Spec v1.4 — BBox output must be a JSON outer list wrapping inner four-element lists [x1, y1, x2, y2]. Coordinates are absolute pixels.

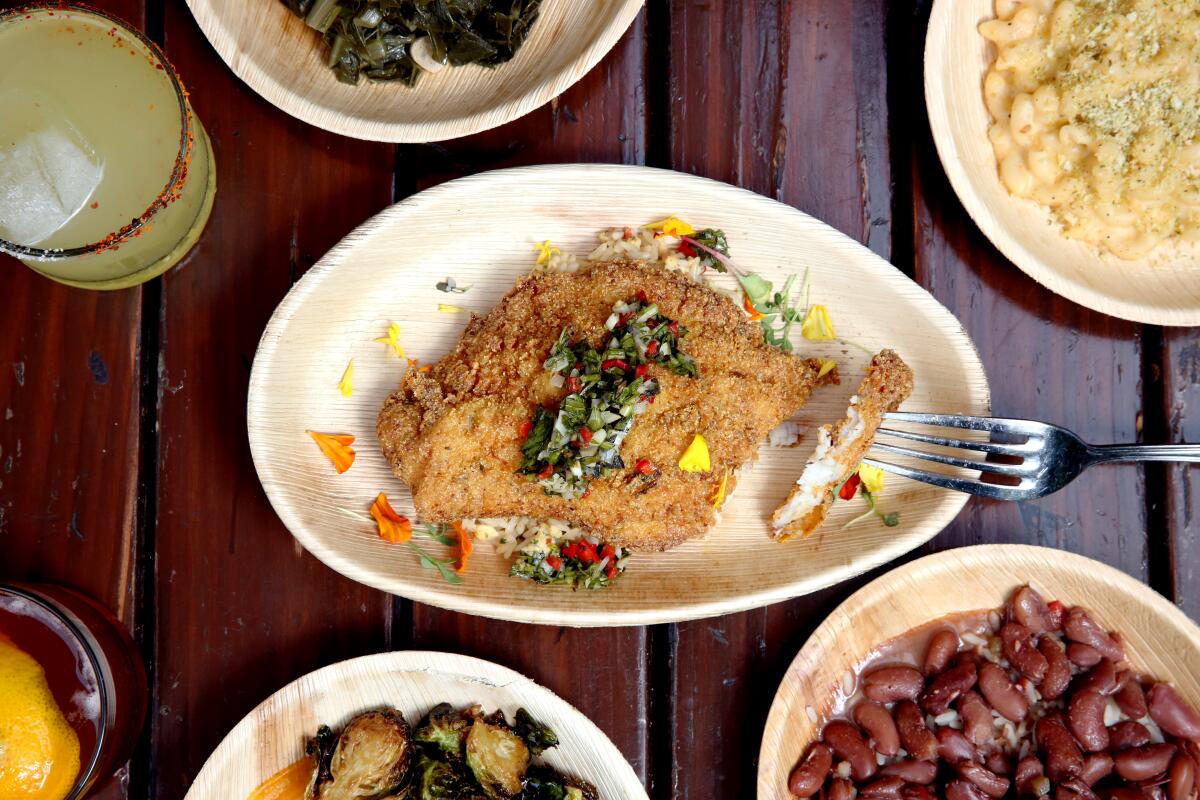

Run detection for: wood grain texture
[[184, 652, 647, 800], [663, 1, 897, 796], [925, 0, 1200, 325], [148, 5, 397, 796], [757, 544, 1200, 799], [403, 25, 654, 786], [0, 0, 144, 625], [183, 0, 643, 142]]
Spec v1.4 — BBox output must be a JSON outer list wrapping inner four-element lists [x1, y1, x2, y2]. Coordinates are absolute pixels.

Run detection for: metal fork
[[863, 412, 1200, 501]]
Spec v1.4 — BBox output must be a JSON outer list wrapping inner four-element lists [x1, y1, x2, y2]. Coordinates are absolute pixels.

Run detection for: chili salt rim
[[0, 1, 195, 261]]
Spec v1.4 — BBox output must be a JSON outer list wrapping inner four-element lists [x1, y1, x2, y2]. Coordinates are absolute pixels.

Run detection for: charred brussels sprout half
[[309, 709, 413, 799], [516, 766, 599, 800], [465, 718, 530, 799], [408, 753, 485, 800], [415, 703, 472, 758], [513, 710, 559, 757]]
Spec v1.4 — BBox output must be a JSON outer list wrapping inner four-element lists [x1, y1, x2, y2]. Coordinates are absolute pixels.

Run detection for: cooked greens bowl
[[183, 0, 644, 141]]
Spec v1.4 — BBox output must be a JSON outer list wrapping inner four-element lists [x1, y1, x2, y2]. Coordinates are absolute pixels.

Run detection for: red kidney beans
[[1101, 789, 1149, 800], [862, 665, 925, 704], [822, 720, 877, 782], [788, 742, 833, 798], [895, 700, 937, 761], [925, 629, 960, 676], [922, 661, 978, 715], [1011, 585, 1056, 634], [1015, 755, 1045, 795], [1063, 608, 1125, 662], [1079, 752, 1114, 786], [979, 662, 1029, 722], [1167, 752, 1196, 800], [937, 727, 979, 763], [945, 779, 988, 800], [1148, 683, 1200, 739], [853, 702, 900, 757], [859, 776, 904, 799], [957, 761, 1011, 798], [1068, 690, 1111, 752], [1077, 659, 1119, 696], [1108, 720, 1152, 751], [1067, 643, 1103, 668], [825, 778, 855, 800], [1037, 716, 1085, 782], [1039, 636, 1073, 700], [901, 786, 936, 800], [880, 759, 937, 785], [1001, 623, 1049, 682], [958, 690, 995, 747], [1114, 743, 1177, 781], [1112, 677, 1148, 721], [984, 750, 1010, 777]]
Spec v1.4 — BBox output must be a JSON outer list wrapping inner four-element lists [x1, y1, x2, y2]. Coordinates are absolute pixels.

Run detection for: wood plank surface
[[406, 11, 654, 785], [147, 6, 397, 796], [1163, 328, 1200, 615]]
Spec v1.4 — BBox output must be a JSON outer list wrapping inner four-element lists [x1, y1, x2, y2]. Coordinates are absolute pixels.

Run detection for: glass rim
[[0, 1, 194, 261], [0, 583, 111, 800]]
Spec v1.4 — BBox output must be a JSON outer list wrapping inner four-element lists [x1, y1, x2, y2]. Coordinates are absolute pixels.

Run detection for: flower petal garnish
[[742, 293, 763, 321], [801, 305, 836, 341], [453, 521, 473, 574], [678, 434, 712, 473], [370, 492, 412, 543], [858, 463, 886, 494], [817, 359, 837, 379], [375, 321, 406, 358], [535, 240, 560, 267], [338, 360, 354, 397], [437, 303, 464, 313], [308, 431, 356, 474], [649, 216, 696, 237], [710, 468, 730, 509]]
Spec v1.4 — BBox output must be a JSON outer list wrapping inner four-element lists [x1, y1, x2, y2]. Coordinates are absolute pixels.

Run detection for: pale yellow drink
[[0, 5, 215, 289]]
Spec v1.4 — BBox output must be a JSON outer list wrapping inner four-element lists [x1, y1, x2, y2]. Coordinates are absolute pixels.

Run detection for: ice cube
[[0, 91, 104, 247]]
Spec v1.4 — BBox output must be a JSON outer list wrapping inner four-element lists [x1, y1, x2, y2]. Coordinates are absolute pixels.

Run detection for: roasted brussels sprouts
[[308, 709, 413, 800], [465, 718, 531, 799], [415, 703, 472, 757], [513, 710, 559, 757], [517, 766, 599, 800]]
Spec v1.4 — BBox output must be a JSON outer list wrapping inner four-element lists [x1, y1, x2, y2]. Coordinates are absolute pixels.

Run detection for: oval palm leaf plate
[[184, 0, 643, 142], [184, 651, 648, 799], [247, 164, 990, 626], [757, 545, 1200, 799]]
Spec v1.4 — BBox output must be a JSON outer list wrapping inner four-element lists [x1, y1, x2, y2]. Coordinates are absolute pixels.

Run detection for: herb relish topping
[[519, 296, 698, 499]]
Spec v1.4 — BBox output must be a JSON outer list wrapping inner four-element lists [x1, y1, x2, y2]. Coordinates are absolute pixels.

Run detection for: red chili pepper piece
[[578, 426, 593, 444], [668, 321, 680, 335], [677, 240, 696, 258], [637, 289, 649, 303], [838, 473, 862, 500], [537, 464, 554, 480], [565, 376, 581, 393], [518, 420, 533, 440], [576, 540, 599, 564], [545, 555, 562, 571], [623, 227, 633, 240], [634, 459, 654, 475], [600, 544, 616, 561], [646, 340, 659, 356], [618, 312, 633, 326], [601, 359, 630, 372], [635, 364, 649, 378], [605, 563, 618, 580], [561, 543, 579, 560]]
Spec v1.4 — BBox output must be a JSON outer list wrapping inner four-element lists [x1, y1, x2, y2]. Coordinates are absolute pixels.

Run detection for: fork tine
[[870, 442, 1039, 477], [876, 427, 1038, 457], [883, 412, 1047, 438], [861, 458, 1035, 501]]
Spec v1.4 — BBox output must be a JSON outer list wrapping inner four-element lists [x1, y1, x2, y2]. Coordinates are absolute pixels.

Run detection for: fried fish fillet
[[771, 349, 914, 540], [377, 260, 834, 551]]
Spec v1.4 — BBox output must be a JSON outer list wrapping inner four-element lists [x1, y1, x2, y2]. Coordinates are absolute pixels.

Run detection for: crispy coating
[[771, 349, 914, 540], [377, 260, 833, 551]]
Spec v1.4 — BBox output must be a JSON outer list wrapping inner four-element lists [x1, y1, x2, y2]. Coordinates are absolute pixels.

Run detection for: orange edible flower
[[307, 431, 356, 474], [742, 294, 763, 321], [453, 521, 474, 574], [370, 493, 412, 543]]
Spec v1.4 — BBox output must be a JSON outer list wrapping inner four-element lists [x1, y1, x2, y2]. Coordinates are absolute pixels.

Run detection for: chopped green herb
[[510, 539, 628, 590]]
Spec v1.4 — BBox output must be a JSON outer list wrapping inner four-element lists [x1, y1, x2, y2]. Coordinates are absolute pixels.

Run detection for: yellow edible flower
[[338, 360, 354, 397], [438, 303, 464, 313], [858, 463, 886, 494], [678, 434, 712, 473], [374, 321, 406, 358], [535, 240, 560, 267], [649, 216, 695, 237], [801, 305, 836, 341], [710, 469, 730, 509], [817, 359, 837, 379]]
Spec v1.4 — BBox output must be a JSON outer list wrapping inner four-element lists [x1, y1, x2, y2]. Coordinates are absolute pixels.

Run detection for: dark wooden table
[[2, 1, 1196, 798]]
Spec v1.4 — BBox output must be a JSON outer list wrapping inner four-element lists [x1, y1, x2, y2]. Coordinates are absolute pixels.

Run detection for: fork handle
[[1089, 444, 1200, 463]]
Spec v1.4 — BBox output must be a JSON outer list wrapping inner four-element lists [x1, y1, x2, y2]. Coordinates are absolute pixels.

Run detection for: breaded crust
[[771, 349, 914, 540], [377, 260, 834, 551]]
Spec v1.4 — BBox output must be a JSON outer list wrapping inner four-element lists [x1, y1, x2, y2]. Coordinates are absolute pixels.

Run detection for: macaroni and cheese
[[980, 0, 1200, 259]]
